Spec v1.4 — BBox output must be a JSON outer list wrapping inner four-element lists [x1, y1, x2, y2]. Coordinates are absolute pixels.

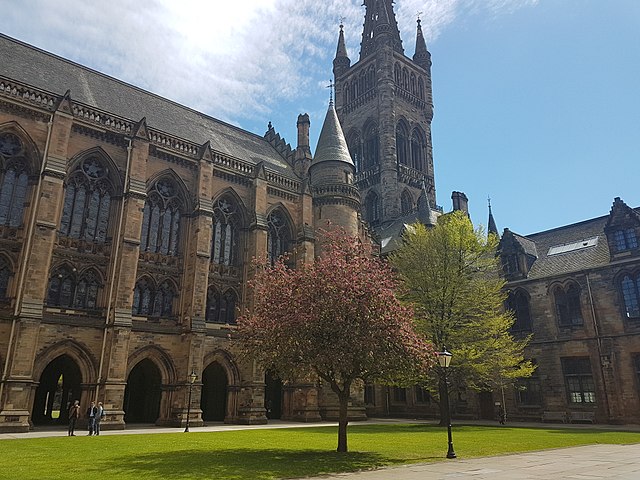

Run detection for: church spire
[[360, 0, 404, 60], [488, 197, 499, 237], [312, 101, 353, 168], [413, 18, 431, 71], [333, 22, 351, 78]]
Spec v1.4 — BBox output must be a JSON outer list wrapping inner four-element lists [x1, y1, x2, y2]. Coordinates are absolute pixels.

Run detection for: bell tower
[[333, 2, 436, 230]]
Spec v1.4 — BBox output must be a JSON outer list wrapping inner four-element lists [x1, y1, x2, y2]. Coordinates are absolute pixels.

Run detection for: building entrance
[[123, 359, 162, 423], [264, 371, 283, 419], [32, 355, 82, 425], [201, 362, 227, 422]]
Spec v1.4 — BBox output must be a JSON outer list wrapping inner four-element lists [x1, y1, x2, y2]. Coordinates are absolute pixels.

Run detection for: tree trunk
[[337, 392, 349, 452]]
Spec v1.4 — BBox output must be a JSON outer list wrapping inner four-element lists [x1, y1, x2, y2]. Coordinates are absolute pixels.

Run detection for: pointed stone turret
[[417, 180, 438, 226], [309, 101, 360, 236], [488, 197, 499, 237], [413, 18, 431, 71], [333, 23, 351, 78], [312, 102, 353, 168], [360, 0, 403, 59]]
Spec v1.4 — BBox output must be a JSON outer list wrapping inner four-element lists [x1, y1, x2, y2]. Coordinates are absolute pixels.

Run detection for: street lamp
[[184, 370, 197, 433], [436, 347, 456, 459]]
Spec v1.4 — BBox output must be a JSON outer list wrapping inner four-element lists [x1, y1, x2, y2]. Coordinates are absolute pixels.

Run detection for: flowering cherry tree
[[238, 228, 433, 452]]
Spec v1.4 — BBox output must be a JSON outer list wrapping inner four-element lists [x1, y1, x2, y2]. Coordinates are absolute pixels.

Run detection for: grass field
[[1, 424, 639, 479]]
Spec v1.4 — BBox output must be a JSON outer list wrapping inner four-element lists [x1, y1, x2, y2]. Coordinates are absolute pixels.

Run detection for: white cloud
[[0, 0, 538, 129]]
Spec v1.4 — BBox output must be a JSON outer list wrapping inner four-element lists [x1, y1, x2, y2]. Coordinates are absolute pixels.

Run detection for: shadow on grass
[[104, 448, 388, 480]]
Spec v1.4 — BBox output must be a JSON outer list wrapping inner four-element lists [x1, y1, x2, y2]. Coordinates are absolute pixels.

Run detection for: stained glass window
[[60, 156, 112, 243], [211, 197, 241, 267], [47, 267, 100, 309], [267, 209, 291, 266], [140, 178, 183, 256], [0, 132, 29, 227]]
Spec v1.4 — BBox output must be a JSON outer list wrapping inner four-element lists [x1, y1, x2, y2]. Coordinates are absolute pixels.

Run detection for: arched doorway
[[123, 359, 162, 423], [264, 370, 283, 420], [201, 362, 228, 422], [32, 355, 82, 425]]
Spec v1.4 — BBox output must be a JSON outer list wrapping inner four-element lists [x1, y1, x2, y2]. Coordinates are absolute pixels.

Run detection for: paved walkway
[[301, 443, 640, 479]]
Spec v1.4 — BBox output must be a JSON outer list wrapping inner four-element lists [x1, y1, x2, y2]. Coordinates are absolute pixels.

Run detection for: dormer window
[[503, 254, 519, 275], [613, 228, 638, 252]]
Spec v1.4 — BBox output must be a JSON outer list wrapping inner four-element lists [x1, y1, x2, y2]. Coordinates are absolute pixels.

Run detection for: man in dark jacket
[[68, 400, 80, 436], [86, 401, 98, 436]]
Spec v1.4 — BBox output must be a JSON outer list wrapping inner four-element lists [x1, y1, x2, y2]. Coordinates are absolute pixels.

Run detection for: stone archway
[[201, 362, 228, 422], [32, 355, 82, 425], [123, 359, 162, 423]]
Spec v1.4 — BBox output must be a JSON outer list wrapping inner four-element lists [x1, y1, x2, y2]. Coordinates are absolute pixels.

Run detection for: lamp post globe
[[184, 370, 197, 433], [436, 347, 456, 459]]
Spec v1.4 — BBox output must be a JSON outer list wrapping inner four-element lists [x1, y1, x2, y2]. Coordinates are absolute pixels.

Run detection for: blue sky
[[1, 0, 638, 235]]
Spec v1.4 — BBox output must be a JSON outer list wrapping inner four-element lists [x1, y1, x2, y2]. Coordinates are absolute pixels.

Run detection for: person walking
[[86, 401, 98, 436], [94, 402, 105, 436], [68, 400, 80, 436]]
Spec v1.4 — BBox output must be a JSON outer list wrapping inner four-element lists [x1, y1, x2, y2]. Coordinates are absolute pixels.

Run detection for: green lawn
[[1, 424, 639, 479]]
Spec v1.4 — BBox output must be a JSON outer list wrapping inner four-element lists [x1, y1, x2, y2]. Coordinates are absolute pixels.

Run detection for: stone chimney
[[451, 191, 469, 215]]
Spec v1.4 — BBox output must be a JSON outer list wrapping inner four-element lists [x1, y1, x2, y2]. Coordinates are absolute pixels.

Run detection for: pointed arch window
[[0, 132, 30, 228], [206, 287, 237, 324], [507, 290, 532, 332], [267, 209, 292, 265], [396, 123, 409, 166], [60, 156, 113, 243], [410, 129, 425, 171], [401, 190, 413, 215], [417, 77, 425, 100], [133, 278, 175, 317], [365, 191, 381, 225], [347, 132, 362, 173], [621, 273, 640, 319], [0, 256, 11, 300], [554, 283, 583, 327], [140, 178, 183, 256], [47, 266, 100, 309], [211, 196, 242, 267], [363, 124, 379, 170]]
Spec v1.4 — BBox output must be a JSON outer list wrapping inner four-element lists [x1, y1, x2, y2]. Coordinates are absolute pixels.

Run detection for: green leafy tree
[[390, 211, 534, 423], [238, 228, 434, 452]]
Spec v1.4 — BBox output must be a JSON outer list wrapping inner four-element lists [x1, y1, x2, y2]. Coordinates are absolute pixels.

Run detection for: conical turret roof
[[312, 102, 353, 167]]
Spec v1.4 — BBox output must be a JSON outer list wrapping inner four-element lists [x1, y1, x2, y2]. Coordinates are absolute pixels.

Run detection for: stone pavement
[[300, 443, 640, 480]]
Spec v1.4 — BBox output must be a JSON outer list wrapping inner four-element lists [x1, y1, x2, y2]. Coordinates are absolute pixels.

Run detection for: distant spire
[[488, 196, 499, 236], [413, 17, 431, 70], [312, 101, 353, 167], [333, 22, 351, 77], [360, 0, 404, 60], [417, 179, 437, 226]]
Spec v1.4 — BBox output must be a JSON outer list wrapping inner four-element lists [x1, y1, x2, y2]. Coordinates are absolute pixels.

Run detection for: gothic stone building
[[0, 1, 442, 432], [498, 198, 640, 424]]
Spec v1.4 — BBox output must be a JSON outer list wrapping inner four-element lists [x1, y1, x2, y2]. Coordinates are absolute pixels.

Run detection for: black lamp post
[[436, 347, 456, 459], [184, 370, 197, 433]]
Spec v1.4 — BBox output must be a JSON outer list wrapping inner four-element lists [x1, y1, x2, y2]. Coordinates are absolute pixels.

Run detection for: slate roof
[[509, 208, 640, 280], [0, 34, 294, 175]]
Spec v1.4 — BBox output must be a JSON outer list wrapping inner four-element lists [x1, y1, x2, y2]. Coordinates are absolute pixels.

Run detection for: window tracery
[[206, 287, 237, 324], [363, 124, 379, 170], [132, 277, 175, 317], [0, 132, 29, 228], [554, 283, 583, 326], [60, 156, 113, 243], [347, 132, 362, 173], [211, 196, 241, 267], [401, 190, 413, 215], [47, 266, 100, 309], [267, 209, 291, 265], [507, 290, 532, 331], [140, 178, 183, 256], [365, 191, 380, 225], [410, 129, 425, 171]]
